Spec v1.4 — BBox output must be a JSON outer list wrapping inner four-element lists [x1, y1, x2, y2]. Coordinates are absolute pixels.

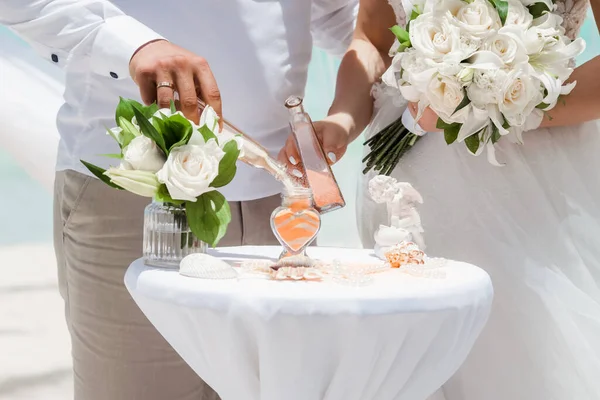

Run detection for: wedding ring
[[156, 81, 175, 90]]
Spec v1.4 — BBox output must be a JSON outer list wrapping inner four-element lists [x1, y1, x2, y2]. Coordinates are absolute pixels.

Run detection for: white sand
[[0, 244, 73, 400]]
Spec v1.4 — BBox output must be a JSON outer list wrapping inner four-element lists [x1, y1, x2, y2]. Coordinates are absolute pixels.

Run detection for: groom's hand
[[129, 40, 221, 124], [278, 113, 354, 174]]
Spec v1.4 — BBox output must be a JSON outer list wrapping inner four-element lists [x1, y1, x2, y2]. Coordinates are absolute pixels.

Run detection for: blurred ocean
[[0, 13, 598, 247]]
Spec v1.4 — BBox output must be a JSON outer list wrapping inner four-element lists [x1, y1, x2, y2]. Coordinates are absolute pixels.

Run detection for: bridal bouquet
[[363, 0, 585, 174], [82, 98, 242, 247]]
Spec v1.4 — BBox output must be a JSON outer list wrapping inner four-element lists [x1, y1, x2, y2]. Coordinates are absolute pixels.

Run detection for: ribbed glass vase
[[143, 202, 207, 268]]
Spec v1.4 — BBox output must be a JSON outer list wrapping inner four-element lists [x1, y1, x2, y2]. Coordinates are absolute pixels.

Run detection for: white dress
[[358, 1, 600, 399]]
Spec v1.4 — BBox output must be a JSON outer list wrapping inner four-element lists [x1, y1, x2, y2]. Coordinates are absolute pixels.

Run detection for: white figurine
[[368, 176, 425, 259]]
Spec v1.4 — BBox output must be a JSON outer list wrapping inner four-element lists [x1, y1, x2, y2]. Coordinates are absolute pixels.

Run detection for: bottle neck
[[281, 187, 314, 209]]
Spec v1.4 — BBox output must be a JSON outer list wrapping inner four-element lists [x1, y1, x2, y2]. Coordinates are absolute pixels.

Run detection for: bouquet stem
[[363, 118, 421, 176]]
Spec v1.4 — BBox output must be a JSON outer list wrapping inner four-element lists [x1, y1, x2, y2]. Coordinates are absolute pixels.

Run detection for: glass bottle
[[196, 99, 298, 191], [143, 201, 207, 268], [270, 186, 321, 258], [285, 96, 345, 214]]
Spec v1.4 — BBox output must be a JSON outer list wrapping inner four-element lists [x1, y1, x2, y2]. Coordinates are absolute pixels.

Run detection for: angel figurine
[[368, 175, 425, 259]]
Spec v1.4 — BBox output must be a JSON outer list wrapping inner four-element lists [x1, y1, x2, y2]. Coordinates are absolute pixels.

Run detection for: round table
[[125, 246, 493, 400]]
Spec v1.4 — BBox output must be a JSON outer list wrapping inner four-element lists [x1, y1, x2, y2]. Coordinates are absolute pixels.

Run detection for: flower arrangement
[[363, 0, 585, 174], [82, 98, 242, 247]]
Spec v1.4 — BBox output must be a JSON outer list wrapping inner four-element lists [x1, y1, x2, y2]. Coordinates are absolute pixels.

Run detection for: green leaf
[[154, 184, 184, 206], [536, 102, 551, 109], [80, 160, 123, 190], [163, 114, 194, 151], [528, 2, 551, 18], [210, 140, 240, 188], [132, 106, 167, 154], [115, 97, 158, 125], [118, 117, 139, 148], [488, 0, 508, 25], [453, 93, 471, 115], [390, 25, 410, 45], [98, 153, 123, 159], [198, 125, 217, 143], [491, 125, 502, 144], [437, 118, 461, 144], [465, 130, 482, 154], [170, 99, 177, 114], [186, 191, 231, 247], [502, 118, 511, 130]]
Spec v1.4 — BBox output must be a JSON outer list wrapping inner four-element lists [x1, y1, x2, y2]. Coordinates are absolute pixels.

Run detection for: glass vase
[[270, 187, 321, 259], [143, 202, 207, 268]]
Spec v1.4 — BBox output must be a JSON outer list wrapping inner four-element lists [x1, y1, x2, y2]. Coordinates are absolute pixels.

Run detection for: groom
[[0, 0, 361, 399]]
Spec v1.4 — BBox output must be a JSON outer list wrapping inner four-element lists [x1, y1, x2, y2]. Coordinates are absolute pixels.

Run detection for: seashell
[[273, 254, 315, 269], [179, 253, 238, 279], [270, 267, 324, 281]]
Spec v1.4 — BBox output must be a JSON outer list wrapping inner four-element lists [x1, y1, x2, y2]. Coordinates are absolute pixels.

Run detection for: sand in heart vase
[[271, 186, 321, 259], [143, 201, 207, 268]]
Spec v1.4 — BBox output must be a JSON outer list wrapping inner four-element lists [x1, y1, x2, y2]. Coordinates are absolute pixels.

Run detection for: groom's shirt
[[0, 0, 357, 201]]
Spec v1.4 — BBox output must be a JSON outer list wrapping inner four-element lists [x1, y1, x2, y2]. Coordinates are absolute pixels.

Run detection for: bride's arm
[[539, 55, 600, 128], [326, 0, 397, 142]]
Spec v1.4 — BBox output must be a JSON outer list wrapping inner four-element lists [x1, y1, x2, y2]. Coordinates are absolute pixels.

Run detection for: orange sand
[[304, 170, 344, 212], [272, 207, 320, 252]]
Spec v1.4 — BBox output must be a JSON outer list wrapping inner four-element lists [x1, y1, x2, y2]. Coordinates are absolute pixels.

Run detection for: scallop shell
[[179, 253, 238, 279]]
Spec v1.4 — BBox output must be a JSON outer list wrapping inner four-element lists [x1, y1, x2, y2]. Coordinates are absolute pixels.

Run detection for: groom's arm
[[0, 0, 222, 123], [326, 0, 397, 142]]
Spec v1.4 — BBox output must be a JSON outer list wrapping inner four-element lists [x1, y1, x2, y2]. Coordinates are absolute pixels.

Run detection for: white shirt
[[0, 0, 357, 201]]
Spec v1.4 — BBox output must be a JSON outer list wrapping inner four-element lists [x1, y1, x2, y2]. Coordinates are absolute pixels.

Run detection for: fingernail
[[327, 152, 337, 163], [289, 156, 298, 165], [292, 169, 303, 178]]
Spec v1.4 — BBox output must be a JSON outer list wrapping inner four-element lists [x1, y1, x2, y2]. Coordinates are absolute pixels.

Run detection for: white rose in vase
[[499, 68, 543, 127], [426, 73, 468, 123], [157, 141, 225, 202], [122, 135, 166, 172]]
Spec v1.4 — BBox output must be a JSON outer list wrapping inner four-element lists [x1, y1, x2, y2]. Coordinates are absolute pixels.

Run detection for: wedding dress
[[358, 1, 600, 399]]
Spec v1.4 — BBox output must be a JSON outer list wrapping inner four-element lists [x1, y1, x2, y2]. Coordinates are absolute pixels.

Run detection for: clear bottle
[[270, 186, 321, 258], [196, 99, 298, 191], [285, 96, 345, 214]]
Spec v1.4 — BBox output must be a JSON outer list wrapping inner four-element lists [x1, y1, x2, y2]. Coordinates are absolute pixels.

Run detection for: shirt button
[[51, 54, 58, 63], [110, 72, 119, 79]]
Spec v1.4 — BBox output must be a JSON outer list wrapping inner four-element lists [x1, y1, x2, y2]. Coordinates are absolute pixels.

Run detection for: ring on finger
[[157, 81, 175, 90]]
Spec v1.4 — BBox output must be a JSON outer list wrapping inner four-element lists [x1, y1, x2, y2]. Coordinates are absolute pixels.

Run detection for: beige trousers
[[53, 170, 280, 400]]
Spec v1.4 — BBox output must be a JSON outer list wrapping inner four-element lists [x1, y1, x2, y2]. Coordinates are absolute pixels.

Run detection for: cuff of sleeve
[[90, 15, 164, 80]]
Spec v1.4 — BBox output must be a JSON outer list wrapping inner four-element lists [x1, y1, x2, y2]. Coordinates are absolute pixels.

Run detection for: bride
[[327, 0, 600, 398]]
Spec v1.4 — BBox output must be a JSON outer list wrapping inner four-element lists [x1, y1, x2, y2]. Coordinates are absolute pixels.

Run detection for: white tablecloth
[[125, 246, 493, 400]]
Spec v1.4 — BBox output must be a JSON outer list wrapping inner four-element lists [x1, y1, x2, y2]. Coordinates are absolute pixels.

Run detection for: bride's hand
[[408, 102, 442, 133], [277, 113, 354, 173]]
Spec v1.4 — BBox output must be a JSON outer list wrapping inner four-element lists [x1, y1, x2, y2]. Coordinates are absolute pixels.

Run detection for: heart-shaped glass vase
[[270, 187, 321, 257]]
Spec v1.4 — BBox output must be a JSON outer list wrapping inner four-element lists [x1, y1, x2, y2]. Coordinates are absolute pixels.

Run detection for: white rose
[[391, 49, 437, 103], [483, 32, 528, 65], [504, 0, 533, 29], [448, 0, 502, 38], [122, 135, 166, 172], [426, 74, 466, 122], [104, 168, 161, 198], [156, 141, 225, 202], [409, 15, 461, 61], [467, 68, 507, 106], [498, 68, 543, 127]]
